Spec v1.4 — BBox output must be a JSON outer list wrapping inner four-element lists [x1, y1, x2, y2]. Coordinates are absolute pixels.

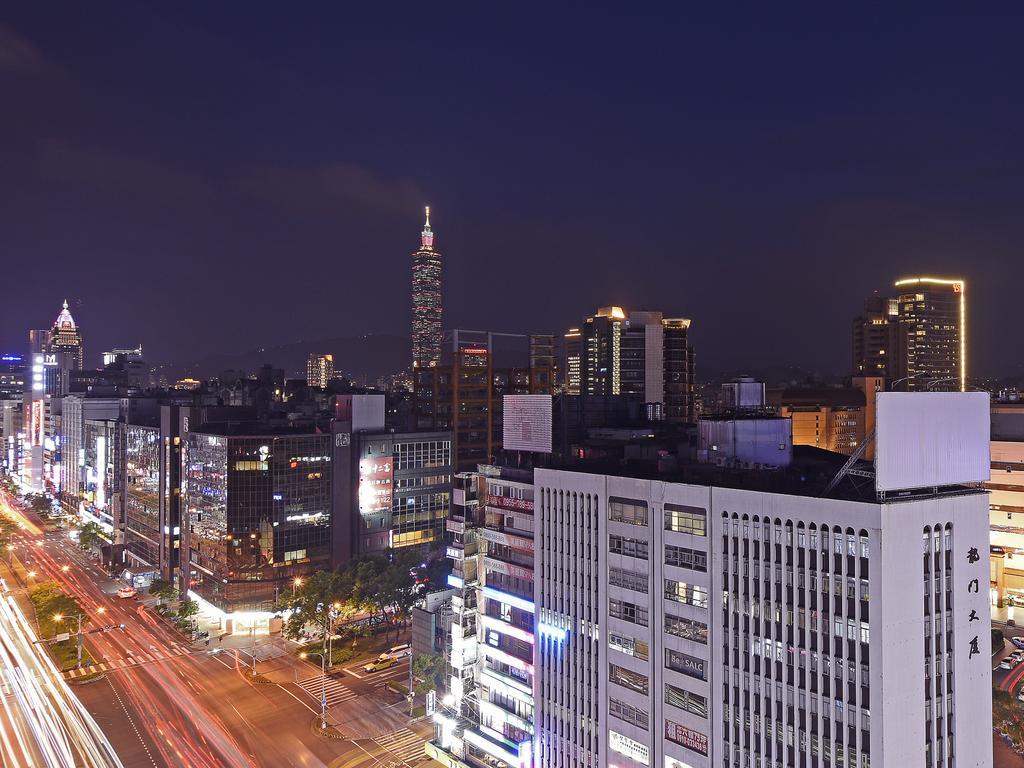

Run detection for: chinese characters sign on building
[[358, 454, 393, 514]]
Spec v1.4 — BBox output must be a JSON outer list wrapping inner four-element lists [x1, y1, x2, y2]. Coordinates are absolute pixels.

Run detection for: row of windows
[[665, 683, 708, 719], [609, 566, 649, 594], [666, 505, 707, 536], [665, 579, 708, 610], [610, 598, 649, 627], [609, 631, 649, 660], [724, 516, 870, 560], [610, 534, 649, 560], [666, 544, 707, 572], [609, 662, 649, 695], [665, 613, 708, 644], [609, 697, 650, 730], [609, 498, 648, 526]]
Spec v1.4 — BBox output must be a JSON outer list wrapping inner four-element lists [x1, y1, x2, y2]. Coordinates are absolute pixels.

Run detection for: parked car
[[364, 657, 399, 673], [1000, 657, 1017, 670], [116, 586, 137, 599], [1017, 688, 1024, 703], [1012, 650, 1024, 661], [1012, 637, 1024, 650]]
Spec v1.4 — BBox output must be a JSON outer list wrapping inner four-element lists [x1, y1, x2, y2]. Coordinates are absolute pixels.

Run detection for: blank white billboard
[[875, 392, 990, 492], [503, 395, 553, 453]]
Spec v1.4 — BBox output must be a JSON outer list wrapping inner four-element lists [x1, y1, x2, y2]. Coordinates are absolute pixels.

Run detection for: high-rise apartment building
[[570, 307, 696, 422], [564, 327, 582, 395], [414, 332, 551, 473], [306, 353, 334, 389], [851, 278, 966, 391], [429, 465, 537, 768], [412, 206, 443, 370], [894, 277, 966, 392], [429, 392, 992, 768], [852, 296, 898, 379]]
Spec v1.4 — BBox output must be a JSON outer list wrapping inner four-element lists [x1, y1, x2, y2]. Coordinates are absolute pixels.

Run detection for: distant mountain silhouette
[[166, 334, 410, 385], [699, 364, 842, 388]]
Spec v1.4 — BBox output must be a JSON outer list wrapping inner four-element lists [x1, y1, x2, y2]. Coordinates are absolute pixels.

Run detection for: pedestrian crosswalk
[[294, 674, 357, 707], [63, 644, 193, 679], [376, 728, 426, 764]]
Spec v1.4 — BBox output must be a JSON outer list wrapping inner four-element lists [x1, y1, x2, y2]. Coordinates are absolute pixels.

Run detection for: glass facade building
[[184, 431, 332, 613], [354, 431, 452, 553], [124, 424, 162, 569]]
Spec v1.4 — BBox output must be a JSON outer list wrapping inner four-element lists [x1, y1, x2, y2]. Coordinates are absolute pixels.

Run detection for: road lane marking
[[375, 727, 426, 763]]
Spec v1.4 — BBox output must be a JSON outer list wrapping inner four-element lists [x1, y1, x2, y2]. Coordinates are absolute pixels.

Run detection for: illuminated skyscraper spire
[[421, 205, 434, 249], [412, 206, 442, 369]]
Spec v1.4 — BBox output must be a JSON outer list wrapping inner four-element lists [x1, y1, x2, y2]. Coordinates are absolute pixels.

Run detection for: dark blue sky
[[1, 4, 1021, 377]]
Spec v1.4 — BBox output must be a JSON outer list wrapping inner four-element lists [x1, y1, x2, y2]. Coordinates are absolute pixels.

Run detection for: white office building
[[431, 393, 993, 768]]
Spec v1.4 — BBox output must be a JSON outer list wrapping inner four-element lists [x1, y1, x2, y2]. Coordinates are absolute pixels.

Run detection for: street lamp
[[299, 651, 328, 731]]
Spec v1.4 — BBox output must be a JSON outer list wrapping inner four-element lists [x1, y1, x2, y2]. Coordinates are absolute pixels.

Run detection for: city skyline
[[1, 8, 1020, 768], [1, 7, 1022, 377]]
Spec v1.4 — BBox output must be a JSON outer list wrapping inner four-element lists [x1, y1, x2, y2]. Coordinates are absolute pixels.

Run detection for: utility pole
[[300, 651, 327, 731], [408, 653, 414, 717], [76, 613, 83, 669]]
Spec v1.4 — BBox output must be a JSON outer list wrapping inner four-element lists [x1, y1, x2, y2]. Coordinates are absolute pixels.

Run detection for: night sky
[[1, 5, 1022, 378]]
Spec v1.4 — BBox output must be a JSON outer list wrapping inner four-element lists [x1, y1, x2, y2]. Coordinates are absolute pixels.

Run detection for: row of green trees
[[29, 580, 88, 640], [279, 550, 427, 648], [77, 522, 109, 551]]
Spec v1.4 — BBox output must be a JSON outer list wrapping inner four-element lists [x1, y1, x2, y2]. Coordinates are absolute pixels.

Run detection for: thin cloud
[[0, 24, 54, 76]]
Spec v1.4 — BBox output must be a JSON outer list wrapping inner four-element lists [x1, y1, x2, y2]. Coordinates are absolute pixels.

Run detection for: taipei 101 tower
[[411, 206, 442, 369]]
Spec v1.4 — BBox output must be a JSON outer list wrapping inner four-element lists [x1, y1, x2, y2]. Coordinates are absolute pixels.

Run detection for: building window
[[609, 566, 649, 593], [609, 497, 648, 526], [664, 613, 709, 644], [665, 544, 707, 573], [610, 697, 650, 730], [610, 534, 649, 560], [610, 598, 649, 627], [609, 663, 649, 695], [664, 579, 708, 609], [609, 632, 650, 660], [664, 504, 706, 536], [665, 683, 709, 719]]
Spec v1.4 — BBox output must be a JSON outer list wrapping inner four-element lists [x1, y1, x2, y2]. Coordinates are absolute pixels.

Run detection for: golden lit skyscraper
[[893, 277, 966, 391], [49, 299, 83, 369], [411, 206, 442, 370]]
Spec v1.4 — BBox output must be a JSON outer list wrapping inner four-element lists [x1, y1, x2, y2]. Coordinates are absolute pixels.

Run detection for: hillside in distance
[[165, 334, 410, 385]]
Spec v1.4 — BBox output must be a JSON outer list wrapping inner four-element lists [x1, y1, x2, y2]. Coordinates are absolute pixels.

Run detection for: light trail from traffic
[[0, 575, 124, 768]]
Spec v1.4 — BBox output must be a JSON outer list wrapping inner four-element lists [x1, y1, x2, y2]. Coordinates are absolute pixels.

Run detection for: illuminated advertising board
[[664, 721, 708, 756], [30, 400, 44, 447], [358, 452, 393, 514]]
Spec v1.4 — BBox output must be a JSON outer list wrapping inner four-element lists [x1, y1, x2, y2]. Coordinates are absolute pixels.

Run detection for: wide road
[[0, 574, 123, 768], [0, 489, 389, 768]]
